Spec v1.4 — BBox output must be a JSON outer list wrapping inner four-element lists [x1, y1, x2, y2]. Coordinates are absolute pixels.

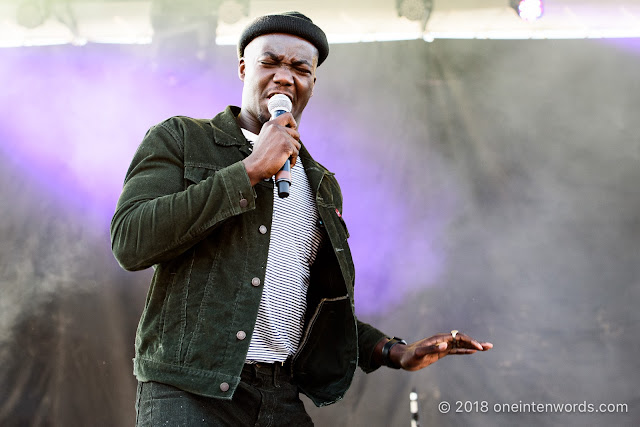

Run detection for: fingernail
[[438, 342, 448, 350]]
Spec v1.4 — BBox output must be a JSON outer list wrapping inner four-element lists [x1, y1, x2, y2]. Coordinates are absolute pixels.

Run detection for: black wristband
[[381, 337, 407, 369]]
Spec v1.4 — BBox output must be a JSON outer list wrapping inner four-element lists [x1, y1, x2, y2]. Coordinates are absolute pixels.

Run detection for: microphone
[[268, 94, 293, 198], [410, 388, 420, 427]]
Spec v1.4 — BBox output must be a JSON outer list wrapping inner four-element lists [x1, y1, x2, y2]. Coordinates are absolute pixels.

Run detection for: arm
[[111, 112, 302, 272], [110, 119, 256, 271], [373, 331, 493, 371], [356, 319, 388, 373]]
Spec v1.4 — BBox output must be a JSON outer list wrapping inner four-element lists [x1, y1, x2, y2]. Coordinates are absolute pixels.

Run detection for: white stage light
[[511, 0, 544, 22]]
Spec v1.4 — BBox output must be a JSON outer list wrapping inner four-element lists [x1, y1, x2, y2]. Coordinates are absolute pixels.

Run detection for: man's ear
[[238, 58, 246, 81]]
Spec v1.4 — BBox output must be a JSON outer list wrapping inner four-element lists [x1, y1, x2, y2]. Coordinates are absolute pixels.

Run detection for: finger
[[448, 348, 477, 355], [414, 342, 448, 358], [287, 131, 301, 168], [455, 333, 484, 351], [417, 334, 454, 350], [430, 334, 452, 344], [286, 127, 301, 143], [274, 112, 298, 129], [479, 342, 493, 350], [289, 137, 301, 154]]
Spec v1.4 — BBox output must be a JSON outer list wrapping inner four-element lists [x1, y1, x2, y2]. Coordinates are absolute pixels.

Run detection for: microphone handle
[[276, 159, 291, 198]]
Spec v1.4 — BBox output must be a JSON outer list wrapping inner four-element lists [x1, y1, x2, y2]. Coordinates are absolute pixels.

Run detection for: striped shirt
[[241, 129, 325, 363]]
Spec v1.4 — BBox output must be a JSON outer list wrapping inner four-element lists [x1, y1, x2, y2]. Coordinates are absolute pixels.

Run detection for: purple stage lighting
[[511, 0, 543, 22]]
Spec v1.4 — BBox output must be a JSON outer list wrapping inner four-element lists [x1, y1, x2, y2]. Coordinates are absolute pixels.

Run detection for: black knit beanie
[[237, 11, 329, 66]]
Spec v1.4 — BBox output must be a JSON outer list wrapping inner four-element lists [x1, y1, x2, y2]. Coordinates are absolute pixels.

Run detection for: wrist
[[242, 158, 262, 186], [381, 337, 407, 369]]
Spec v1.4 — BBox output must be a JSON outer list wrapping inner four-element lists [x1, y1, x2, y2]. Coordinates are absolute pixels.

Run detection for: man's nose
[[272, 66, 294, 85]]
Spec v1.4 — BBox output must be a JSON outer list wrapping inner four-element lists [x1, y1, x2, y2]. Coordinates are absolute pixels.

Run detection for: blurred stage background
[[1, 1, 639, 426]]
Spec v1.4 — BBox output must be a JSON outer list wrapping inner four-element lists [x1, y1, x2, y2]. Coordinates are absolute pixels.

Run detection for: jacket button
[[251, 277, 261, 287], [220, 382, 230, 392], [236, 331, 247, 340], [259, 225, 267, 234], [239, 198, 248, 208]]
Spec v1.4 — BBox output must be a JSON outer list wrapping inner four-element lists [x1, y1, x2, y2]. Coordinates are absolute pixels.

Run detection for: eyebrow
[[261, 51, 313, 68]]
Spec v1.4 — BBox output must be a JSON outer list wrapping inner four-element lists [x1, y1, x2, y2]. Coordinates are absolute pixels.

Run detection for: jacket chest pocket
[[318, 204, 349, 241], [316, 177, 349, 240], [184, 164, 223, 186], [335, 208, 349, 239], [317, 204, 352, 280]]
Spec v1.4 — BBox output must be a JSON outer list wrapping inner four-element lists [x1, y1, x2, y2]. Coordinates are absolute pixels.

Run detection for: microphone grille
[[267, 94, 292, 115]]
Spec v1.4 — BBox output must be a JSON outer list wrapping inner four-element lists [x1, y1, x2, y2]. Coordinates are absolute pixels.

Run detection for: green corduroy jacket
[[110, 106, 386, 407]]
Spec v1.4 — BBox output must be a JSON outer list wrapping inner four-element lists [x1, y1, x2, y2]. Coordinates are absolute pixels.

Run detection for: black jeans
[[135, 363, 314, 426]]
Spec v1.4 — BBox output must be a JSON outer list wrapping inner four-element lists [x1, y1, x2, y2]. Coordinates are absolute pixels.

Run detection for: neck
[[235, 110, 263, 134]]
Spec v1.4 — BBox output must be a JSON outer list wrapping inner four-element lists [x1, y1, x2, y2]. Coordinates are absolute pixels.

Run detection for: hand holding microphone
[[241, 94, 300, 192], [268, 94, 294, 198]]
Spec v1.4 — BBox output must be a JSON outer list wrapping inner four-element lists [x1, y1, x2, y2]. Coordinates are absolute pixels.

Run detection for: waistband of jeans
[[244, 359, 292, 376]]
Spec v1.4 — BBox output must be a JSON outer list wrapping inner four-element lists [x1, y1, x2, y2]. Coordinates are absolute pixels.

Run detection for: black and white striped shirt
[[241, 129, 325, 363]]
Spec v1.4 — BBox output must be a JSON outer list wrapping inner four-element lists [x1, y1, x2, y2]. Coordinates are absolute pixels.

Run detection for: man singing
[[110, 11, 492, 426]]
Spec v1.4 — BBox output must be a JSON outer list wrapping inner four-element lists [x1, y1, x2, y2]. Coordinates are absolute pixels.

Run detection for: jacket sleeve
[[356, 319, 387, 373], [110, 119, 255, 271]]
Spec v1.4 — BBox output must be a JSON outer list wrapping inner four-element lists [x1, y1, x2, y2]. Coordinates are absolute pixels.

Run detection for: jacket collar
[[210, 106, 249, 146], [209, 106, 334, 188], [299, 144, 334, 197]]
